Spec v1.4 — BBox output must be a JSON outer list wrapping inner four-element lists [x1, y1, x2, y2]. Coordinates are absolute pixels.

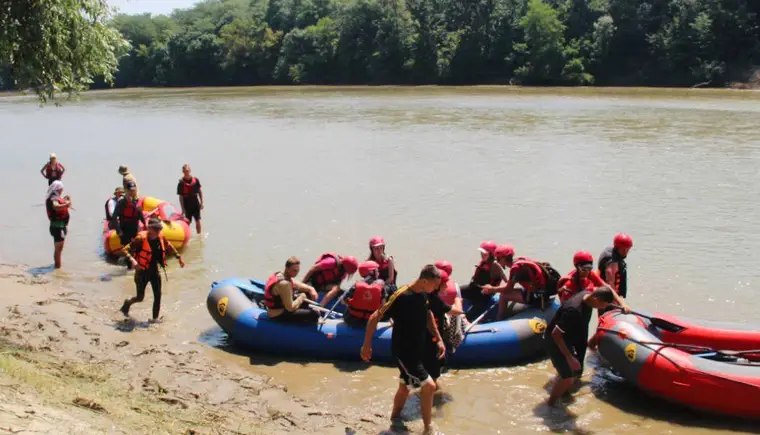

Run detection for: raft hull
[[207, 277, 559, 368], [596, 312, 760, 419]]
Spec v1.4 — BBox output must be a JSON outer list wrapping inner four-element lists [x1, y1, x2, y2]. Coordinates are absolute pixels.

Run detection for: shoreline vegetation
[[1, 0, 759, 103]]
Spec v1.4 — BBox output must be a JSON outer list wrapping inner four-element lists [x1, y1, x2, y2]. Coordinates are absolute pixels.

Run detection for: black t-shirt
[[427, 293, 451, 341], [177, 177, 202, 207], [377, 287, 429, 359], [546, 290, 593, 348]]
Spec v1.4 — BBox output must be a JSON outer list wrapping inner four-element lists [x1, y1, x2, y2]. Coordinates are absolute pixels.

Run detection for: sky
[[109, 0, 201, 16]]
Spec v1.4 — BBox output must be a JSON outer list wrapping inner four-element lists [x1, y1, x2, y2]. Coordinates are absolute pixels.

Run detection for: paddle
[[320, 289, 349, 323], [464, 301, 498, 334], [609, 304, 685, 333]]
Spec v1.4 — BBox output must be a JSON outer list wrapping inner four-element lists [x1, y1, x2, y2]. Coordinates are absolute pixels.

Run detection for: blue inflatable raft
[[207, 277, 559, 367]]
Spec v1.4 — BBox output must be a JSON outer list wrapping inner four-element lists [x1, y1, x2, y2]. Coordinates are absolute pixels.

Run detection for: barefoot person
[[40, 153, 65, 186], [176, 164, 204, 235], [545, 287, 615, 406], [45, 181, 71, 269], [361, 265, 444, 434], [120, 218, 184, 322], [264, 256, 320, 323]]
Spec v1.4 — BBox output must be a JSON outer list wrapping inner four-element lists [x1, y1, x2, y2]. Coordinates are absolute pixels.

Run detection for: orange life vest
[[439, 280, 458, 306], [347, 280, 383, 320], [264, 272, 290, 309], [310, 253, 346, 287], [179, 177, 198, 197], [134, 231, 167, 270]]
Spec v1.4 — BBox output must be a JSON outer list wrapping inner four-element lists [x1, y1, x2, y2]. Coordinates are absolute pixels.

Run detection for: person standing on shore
[[45, 180, 71, 269], [120, 218, 184, 322], [40, 153, 65, 186], [176, 164, 203, 235], [361, 265, 444, 434]]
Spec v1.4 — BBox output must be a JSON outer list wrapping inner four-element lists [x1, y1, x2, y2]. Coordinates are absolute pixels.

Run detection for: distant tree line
[[2, 0, 760, 93]]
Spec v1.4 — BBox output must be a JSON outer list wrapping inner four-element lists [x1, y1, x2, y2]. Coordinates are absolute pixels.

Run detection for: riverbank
[[0, 264, 386, 435]]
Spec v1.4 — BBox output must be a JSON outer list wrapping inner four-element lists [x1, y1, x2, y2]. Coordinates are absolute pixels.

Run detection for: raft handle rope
[[597, 327, 760, 390]]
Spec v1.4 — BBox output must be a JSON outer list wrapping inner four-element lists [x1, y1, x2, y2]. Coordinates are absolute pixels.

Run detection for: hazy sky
[[110, 0, 201, 16]]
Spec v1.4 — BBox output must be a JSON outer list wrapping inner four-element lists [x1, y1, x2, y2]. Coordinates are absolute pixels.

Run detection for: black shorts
[[396, 354, 431, 389], [183, 202, 201, 222], [49, 226, 67, 243], [423, 341, 445, 380], [545, 336, 585, 379]]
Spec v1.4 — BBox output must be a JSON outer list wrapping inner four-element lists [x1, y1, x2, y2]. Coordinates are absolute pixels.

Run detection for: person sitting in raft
[[598, 233, 633, 315], [545, 287, 615, 406], [425, 270, 466, 387], [344, 260, 385, 328], [367, 236, 398, 285], [264, 256, 321, 324], [41, 153, 65, 186], [558, 251, 630, 312], [45, 180, 72, 269], [105, 186, 125, 228], [459, 240, 502, 321], [118, 165, 139, 195], [483, 256, 561, 320], [301, 253, 359, 308]]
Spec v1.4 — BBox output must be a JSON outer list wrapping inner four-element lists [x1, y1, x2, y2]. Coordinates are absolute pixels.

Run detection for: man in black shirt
[[361, 265, 444, 434], [545, 286, 614, 406]]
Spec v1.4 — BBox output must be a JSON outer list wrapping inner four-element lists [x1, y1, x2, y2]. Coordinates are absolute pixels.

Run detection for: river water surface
[[1, 87, 759, 434]]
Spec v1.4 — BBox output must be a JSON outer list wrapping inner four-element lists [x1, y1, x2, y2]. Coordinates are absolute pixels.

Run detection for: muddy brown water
[[1, 87, 760, 434]]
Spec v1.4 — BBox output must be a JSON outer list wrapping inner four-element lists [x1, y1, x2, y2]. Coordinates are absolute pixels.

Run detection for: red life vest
[[439, 280, 458, 306], [376, 256, 398, 284], [134, 231, 167, 269], [179, 177, 198, 197], [347, 280, 383, 320], [120, 197, 141, 223], [263, 272, 290, 309], [510, 260, 547, 289], [44, 162, 64, 179], [46, 198, 69, 222], [472, 259, 501, 287], [310, 253, 346, 287]]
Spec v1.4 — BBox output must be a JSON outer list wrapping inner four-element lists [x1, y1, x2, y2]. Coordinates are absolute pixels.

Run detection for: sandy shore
[[0, 264, 388, 434]]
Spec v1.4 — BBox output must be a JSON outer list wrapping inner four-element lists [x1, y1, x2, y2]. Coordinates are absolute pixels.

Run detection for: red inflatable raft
[[593, 311, 760, 419]]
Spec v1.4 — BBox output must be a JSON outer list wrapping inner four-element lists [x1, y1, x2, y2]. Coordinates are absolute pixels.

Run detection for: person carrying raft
[[41, 153, 65, 186], [367, 236, 397, 285], [459, 240, 502, 321], [111, 182, 144, 263], [301, 252, 358, 308], [344, 260, 385, 328], [264, 256, 321, 324], [45, 180, 71, 269], [483, 256, 562, 320], [558, 251, 630, 312], [120, 217, 185, 322], [598, 233, 633, 315]]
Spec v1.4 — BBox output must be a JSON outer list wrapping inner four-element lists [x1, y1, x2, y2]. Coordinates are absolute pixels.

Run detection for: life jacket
[[44, 162, 64, 179], [179, 177, 198, 197], [439, 280, 459, 306], [134, 231, 167, 270], [263, 272, 290, 310], [471, 259, 501, 287], [376, 256, 398, 284], [511, 259, 561, 295], [120, 197, 141, 223], [347, 280, 383, 320], [310, 253, 346, 287], [46, 198, 69, 222], [598, 246, 627, 298]]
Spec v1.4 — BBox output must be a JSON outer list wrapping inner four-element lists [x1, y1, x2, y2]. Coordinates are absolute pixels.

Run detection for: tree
[[0, 0, 129, 102]]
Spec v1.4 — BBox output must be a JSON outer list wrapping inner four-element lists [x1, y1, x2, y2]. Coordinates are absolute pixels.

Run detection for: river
[[1, 86, 759, 434]]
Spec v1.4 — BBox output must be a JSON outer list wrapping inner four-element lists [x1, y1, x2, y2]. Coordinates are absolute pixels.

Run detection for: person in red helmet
[[344, 260, 385, 328], [598, 233, 633, 314], [460, 240, 503, 321], [483, 254, 562, 320], [301, 253, 358, 308], [433, 260, 462, 312], [425, 270, 465, 387], [558, 251, 630, 310], [367, 236, 398, 285]]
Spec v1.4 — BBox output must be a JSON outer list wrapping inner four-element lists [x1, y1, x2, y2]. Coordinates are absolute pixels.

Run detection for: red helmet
[[573, 251, 594, 266], [369, 236, 385, 249], [358, 260, 379, 278], [438, 270, 450, 284], [342, 256, 358, 274], [495, 245, 515, 259], [479, 240, 498, 255], [613, 233, 633, 249], [434, 260, 453, 276]]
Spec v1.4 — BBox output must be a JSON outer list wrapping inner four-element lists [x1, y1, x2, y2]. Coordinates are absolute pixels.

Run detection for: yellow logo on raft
[[217, 296, 229, 317], [625, 343, 637, 362], [528, 318, 547, 335]]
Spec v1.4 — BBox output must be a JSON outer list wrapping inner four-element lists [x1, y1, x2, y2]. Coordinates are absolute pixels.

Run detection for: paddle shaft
[[609, 304, 684, 333], [464, 301, 497, 334], [321, 289, 349, 320]]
